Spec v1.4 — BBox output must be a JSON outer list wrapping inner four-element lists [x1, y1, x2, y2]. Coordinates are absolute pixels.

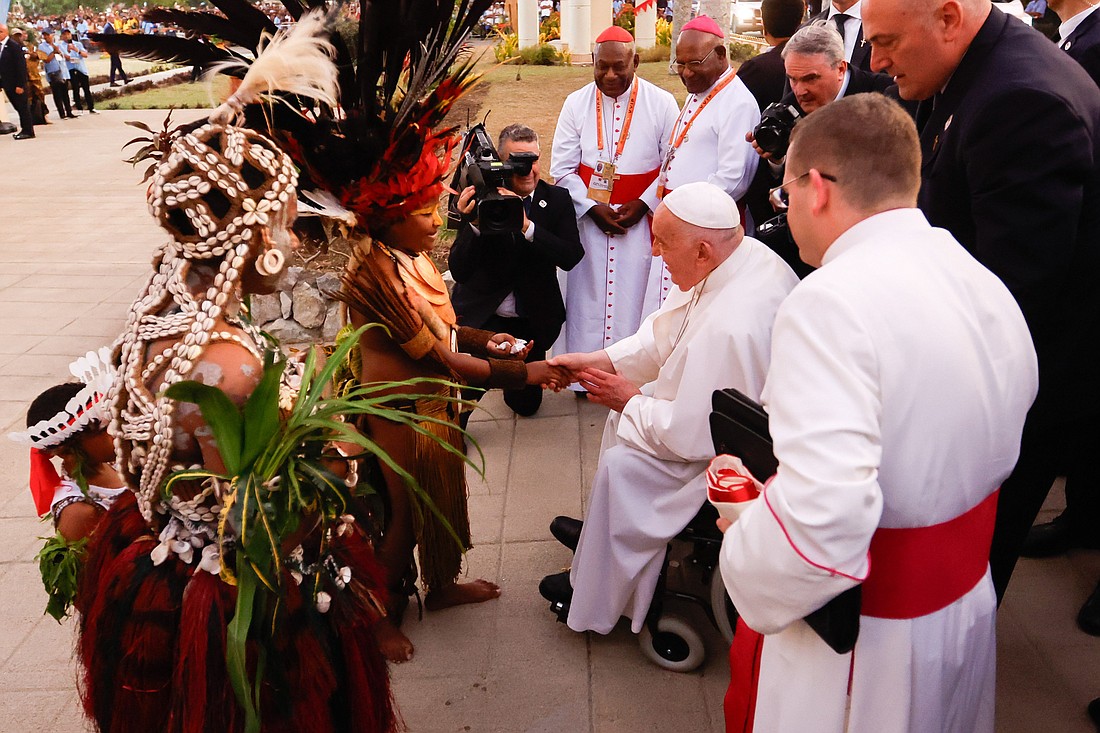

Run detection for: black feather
[[143, 9, 260, 49], [202, 0, 278, 50], [89, 33, 232, 68]]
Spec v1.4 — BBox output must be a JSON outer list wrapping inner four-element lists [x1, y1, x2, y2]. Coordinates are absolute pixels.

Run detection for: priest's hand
[[488, 333, 532, 360], [614, 199, 650, 229], [587, 203, 627, 236], [578, 368, 640, 412]]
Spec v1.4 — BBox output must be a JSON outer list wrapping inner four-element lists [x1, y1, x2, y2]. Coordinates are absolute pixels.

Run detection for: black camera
[[753, 102, 802, 157], [448, 123, 539, 234]]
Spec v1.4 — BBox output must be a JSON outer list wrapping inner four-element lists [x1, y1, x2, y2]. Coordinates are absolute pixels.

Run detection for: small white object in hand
[[496, 339, 528, 354]]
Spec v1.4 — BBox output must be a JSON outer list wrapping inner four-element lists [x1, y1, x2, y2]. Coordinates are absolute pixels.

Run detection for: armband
[[398, 325, 436, 360], [485, 358, 528, 390], [456, 326, 497, 358]]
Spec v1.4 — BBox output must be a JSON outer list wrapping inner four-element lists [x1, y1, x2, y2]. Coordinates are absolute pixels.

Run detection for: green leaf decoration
[[240, 353, 285, 471], [155, 324, 487, 724], [165, 380, 244, 475], [35, 533, 89, 622], [226, 560, 261, 733]]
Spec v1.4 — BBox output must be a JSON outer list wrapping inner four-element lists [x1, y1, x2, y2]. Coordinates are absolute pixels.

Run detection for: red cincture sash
[[577, 164, 659, 206], [862, 490, 999, 619]]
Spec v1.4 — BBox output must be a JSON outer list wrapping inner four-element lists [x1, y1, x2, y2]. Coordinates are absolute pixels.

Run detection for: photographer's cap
[[663, 182, 740, 229]]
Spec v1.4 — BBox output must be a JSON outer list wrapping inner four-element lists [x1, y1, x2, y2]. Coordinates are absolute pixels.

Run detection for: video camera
[[447, 123, 539, 234], [753, 102, 801, 158]]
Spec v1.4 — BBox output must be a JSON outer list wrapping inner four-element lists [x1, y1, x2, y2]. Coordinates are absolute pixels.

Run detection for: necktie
[[523, 196, 532, 216], [833, 13, 850, 44]]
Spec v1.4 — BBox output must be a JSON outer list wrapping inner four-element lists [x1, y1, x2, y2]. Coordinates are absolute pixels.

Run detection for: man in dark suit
[[864, 0, 1100, 605], [0, 24, 36, 139], [806, 0, 873, 71], [737, 0, 808, 111], [450, 123, 584, 419], [1023, 0, 1100, 667], [1053, 0, 1100, 82], [744, 23, 892, 273]]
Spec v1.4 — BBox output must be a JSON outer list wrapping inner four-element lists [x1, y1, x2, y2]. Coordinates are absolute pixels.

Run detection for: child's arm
[[54, 499, 102, 543]]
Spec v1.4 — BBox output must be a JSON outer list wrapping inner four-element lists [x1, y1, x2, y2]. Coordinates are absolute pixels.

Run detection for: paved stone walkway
[[1, 110, 1098, 732]]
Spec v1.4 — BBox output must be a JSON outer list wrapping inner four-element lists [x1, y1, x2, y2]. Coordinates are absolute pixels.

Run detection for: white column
[[635, 2, 657, 48], [517, 0, 540, 48], [591, 0, 613, 39], [563, 0, 593, 63]]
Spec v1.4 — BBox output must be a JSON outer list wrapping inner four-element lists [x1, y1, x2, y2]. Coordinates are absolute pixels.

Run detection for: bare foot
[[374, 616, 414, 663], [424, 579, 502, 611]]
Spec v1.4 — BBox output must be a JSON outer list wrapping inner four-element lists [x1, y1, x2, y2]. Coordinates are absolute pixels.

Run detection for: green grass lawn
[[100, 75, 231, 110]]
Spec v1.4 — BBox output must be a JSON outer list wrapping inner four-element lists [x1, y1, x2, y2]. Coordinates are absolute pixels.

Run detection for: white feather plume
[[209, 9, 339, 124]]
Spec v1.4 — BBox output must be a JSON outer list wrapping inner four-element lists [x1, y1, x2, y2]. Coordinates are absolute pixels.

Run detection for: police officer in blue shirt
[[59, 29, 94, 113], [38, 29, 74, 119]]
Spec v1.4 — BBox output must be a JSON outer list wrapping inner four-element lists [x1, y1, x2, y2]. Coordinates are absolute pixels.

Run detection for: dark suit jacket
[[449, 179, 584, 347], [916, 6, 1100, 423], [744, 65, 894, 270], [1061, 7, 1100, 87], [807, 9, 872, 72], [737, 41, 789, 111], [0, 38, 29, 92]]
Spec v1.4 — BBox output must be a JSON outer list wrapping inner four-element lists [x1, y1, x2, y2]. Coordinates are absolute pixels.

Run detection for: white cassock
[[567, 237, 798, 634], [551, 77, 679, 354], [719, 210, 1038, 732], [647, 68, 762, 308]]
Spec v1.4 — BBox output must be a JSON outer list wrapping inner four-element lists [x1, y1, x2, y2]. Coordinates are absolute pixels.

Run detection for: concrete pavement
[[1, 109, 1098, 732]]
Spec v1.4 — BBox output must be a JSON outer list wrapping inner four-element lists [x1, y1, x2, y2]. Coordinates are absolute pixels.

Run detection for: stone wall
[[248, 267, 344, 349]]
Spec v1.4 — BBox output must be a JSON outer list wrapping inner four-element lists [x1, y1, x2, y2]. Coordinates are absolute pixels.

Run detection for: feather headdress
[[95, 0, 494, 233]]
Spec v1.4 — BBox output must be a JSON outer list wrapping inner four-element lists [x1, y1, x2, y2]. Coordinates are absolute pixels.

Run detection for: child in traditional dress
[[10, 348, 125, 539]]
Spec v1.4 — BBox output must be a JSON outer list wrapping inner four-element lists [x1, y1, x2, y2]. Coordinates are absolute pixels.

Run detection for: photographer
[[743, 23, 892, 275], [59, 29, 94, 114], [37, 29, 74, 119], [449, 124, 584, 420]]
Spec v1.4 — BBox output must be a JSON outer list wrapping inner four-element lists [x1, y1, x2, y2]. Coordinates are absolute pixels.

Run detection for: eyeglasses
[[671, 47, 717, 73], [768, 170, 837, 210]]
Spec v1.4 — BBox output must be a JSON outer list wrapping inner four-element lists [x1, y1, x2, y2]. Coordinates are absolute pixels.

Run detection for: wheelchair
[[546, 388, 750, 673], [637, 501, 740, 672]]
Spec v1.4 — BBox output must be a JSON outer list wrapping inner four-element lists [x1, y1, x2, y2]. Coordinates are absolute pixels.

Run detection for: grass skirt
[[76, 491, 399, 733]]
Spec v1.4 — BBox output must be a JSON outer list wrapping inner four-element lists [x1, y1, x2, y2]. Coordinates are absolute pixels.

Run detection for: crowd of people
[[6, 0, 1100, 730], [0, 1, 300, 139]]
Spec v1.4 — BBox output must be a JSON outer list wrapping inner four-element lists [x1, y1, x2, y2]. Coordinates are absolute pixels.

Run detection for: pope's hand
[[716, 517, 733, 533], [578, 367, 640, 412], [526, 360, 570, 388]]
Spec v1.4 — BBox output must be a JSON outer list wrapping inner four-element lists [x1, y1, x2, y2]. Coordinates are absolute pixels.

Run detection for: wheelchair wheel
[[638, 614, 706, 672], [709, 566, 738, 643]]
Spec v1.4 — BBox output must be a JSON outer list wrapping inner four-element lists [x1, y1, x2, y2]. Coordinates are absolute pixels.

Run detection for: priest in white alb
[[718, 95, 1038, 732], [537, 182, 797, 635], [550, 26, 679, 358], [646, 15, 763, 307]]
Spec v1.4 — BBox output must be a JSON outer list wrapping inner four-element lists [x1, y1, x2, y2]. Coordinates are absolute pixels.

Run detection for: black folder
[[709, 387, 861, 654]]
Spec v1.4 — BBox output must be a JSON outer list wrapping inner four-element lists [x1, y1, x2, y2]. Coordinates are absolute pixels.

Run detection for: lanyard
[[667, 71, 736, 151], [595, 76, 639, 162]]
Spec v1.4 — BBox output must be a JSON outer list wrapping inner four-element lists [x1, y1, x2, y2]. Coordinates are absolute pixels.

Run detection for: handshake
[[484, 335, 640, 412], [536, 349, 642, 412]]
